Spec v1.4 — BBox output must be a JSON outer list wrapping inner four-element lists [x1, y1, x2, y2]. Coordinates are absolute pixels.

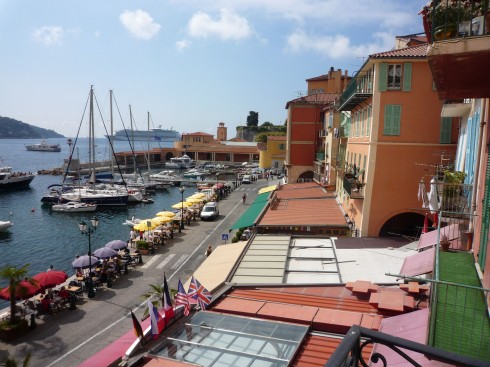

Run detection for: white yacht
[[165, 155, 195, 169]]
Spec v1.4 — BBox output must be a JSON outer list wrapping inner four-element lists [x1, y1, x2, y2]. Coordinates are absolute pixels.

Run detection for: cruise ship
[[108, 127, 180, 142]]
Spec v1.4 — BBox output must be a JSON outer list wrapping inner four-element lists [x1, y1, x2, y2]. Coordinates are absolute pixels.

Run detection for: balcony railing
[[422, 0, 489, 42], [343, 174, 364, 199], [326, 325, 488, 367], [316, 151, 326, 161], [338, 72, 373, 111]]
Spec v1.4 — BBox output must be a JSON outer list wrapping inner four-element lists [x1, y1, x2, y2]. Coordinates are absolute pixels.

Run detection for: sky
[[0, 0, 427, 138]]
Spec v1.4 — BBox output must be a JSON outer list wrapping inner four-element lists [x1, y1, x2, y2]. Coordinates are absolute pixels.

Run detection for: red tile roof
[[285, 93, 338, 109], [259, 198, 347, 227], [267, 135, 286, 141], [370, 43, 428, 59], [182, 131, 213, 136]]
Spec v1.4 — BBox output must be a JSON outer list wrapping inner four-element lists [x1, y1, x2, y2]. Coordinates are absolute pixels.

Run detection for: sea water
[[0, 138, 186, 308]]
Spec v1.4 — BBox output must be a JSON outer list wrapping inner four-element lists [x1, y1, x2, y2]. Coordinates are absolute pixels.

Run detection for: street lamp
[[179, 186, 185, 233], [78, 216, 99, 298]]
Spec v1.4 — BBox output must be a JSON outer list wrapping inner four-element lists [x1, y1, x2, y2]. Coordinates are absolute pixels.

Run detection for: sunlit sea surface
[[0, 138, 184, 307]]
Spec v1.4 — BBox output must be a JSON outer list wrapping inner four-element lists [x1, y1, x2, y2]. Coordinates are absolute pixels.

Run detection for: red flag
[[147, 300, 164, 340], [433, 212, 438, 228], [175, 279, 190, 316], [131, 311, 144, 341], [163, 273, 175, 322], [422, 214, 428, 234]]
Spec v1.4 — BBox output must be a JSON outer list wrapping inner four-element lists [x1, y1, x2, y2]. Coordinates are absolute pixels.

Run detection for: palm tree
[[140, 283, 177, 317], [0, 352, 32, 367], [0, 264, 31, 324]]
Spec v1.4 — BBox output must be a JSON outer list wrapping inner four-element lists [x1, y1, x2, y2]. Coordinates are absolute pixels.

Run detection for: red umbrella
[[0, 280, 42, 300], [33, 270, 68, 289]]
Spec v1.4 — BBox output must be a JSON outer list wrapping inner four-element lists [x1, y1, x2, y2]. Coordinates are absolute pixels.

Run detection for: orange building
[[285, 68, 350, 183], [336, 42, 457, 237]]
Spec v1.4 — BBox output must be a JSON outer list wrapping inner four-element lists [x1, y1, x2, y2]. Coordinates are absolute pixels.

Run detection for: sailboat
[[59, 86, 129, 206]]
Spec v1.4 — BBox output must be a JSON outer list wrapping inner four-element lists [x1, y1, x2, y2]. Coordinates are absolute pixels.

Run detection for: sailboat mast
[[147, 111, 151, 172], [129, 105, 136, 174], [110, 90, 114, 175], [89, 85, 96, 186]]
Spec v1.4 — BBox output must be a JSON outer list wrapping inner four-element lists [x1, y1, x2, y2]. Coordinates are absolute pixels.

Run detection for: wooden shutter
[[384, 105, 401, 135], [403, 63, 412, 91], [479, 155, 490, 268], [440, 117, 452, 143], [379, 63, 387, 91]]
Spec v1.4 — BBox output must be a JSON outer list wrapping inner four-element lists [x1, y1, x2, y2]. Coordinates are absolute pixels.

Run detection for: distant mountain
[[0, 116, 64, 138]]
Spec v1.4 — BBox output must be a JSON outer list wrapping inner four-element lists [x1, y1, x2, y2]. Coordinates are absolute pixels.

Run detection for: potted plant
[[136, 240, 150, 255], [440, 234, 451, 251], [0, 264, 32, 341]]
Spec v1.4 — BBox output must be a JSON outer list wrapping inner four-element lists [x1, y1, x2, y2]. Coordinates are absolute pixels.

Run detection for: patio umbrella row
[[71, 239, 129, 269], [0, 270, 69, 301]]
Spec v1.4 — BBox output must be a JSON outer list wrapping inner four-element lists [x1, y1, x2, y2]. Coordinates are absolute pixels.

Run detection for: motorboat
[[51, 201, 97, 212], [0, 213, 13, 232], [25, 140, 61, 152], [0, 161, 36, 190], [124, 217, 142, 227], [165, 155, 195, 169], [60, 187, 129, 206], [149, 170, 178, 183], [183, 168, 210, 179]]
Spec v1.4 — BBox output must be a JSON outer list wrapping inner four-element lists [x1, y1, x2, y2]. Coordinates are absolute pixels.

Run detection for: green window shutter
[[479, 155, 490, 268], [367, 105, 371, 137], [379, 63, 387, 91], [384, 105, 401, 135], [403, 63, 412, 91], [440, 117, 452, 143]]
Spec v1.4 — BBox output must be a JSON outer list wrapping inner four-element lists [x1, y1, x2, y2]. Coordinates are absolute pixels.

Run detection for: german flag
[[131, 311, 144, 341]]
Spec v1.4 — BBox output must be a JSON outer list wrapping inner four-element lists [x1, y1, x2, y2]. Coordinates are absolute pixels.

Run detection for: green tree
[[261, 122, 273, 129], [140, 283, 177, 317], [0, 264, 31, 324], [246, 111, 259, 127]]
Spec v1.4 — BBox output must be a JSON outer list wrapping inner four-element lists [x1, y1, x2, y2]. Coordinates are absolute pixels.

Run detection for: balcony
[[315, 151, 326, 162], [338, 72, 373, 111], [343, 174, 364, 199], [422, 1, 490, 100]]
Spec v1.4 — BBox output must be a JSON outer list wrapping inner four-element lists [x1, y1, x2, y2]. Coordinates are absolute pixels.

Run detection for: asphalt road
[[0, 177, 275, 366]]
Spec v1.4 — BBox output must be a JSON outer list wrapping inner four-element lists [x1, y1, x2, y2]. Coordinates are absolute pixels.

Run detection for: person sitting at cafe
[[40, 294, 52, 314], [76, 267, 84, 278], [58, 286, 69, 300]]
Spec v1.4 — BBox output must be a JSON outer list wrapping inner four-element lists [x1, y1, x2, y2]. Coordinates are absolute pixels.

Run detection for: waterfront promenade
[[0, 177, 274, 366]]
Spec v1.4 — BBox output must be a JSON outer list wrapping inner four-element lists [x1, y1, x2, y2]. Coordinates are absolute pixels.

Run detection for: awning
[[230, 192, 271, 230], [399, 247, 435, 276], [417, 223, 459, 250], [258, 185, 277, 195]]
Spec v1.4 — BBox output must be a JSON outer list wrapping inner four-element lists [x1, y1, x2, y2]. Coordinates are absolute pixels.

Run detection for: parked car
[[241, 175, 251, 184], [200, 202, 219, 220]]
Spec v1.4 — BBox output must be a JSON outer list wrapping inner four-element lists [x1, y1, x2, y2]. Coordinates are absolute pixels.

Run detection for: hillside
[[0, 116, 64, 138]]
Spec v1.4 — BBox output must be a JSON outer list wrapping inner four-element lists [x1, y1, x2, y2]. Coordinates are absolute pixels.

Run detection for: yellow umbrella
[[156, 211, 176, 218], [133, 220, 156, 231], [171, 201, 192, 210], [185, 197, 203, 204], [152, 216, 172, 224], [189, 193, 205, 198]]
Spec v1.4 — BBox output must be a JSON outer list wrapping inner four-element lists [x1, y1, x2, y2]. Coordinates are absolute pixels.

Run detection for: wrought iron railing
[[338, 71, 374, 111], [343, 174, 364, 199], [422, 0, 489, 42], [326, 325, 488, 367]]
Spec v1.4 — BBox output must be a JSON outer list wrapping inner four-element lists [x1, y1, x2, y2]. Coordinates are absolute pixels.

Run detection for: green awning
[[230, 192, 271, 230]]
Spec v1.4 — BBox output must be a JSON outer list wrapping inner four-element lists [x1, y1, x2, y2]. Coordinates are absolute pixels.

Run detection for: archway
[[297, 170, 314, 183], [379, 212, 432, 238]]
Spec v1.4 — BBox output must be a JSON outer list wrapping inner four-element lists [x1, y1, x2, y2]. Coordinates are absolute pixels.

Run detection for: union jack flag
[[188, 276, 212, 310], [175, 279, 190, 316]]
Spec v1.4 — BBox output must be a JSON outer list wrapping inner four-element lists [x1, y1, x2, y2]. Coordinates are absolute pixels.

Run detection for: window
[[383, 105, 401, 136], [367, 105, 372, 137], [278, 143, 285, 150], [387, 64, 402, 89], [440, 117, 452, 144], [328, 113, 333, 128]]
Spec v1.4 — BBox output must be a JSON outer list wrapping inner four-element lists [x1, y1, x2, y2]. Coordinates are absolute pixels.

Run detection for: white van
[[241, 175, 251, 184]]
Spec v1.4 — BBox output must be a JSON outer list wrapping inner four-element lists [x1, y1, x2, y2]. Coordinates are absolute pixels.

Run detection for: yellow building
[[258, 136, 286, 172]]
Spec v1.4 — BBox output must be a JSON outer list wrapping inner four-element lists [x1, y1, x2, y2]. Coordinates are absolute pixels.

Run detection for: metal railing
[[436, 182, 472, 216], [423, 0, 489, 41], [326, 325, 488, 367], [343, 175, 364, 199], [338, 72, 374, 111]]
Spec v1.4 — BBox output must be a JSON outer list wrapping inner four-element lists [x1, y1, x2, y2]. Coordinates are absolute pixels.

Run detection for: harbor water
[[0, 138, 191, 308]]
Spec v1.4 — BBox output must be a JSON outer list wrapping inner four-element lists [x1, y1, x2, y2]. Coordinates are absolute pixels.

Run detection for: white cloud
[[286, 30, 394, 59], [119, 9, 161, 40], [32, 26, 63, 45], [187, 8, 252, 40], [176, 39, 192, 52]]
